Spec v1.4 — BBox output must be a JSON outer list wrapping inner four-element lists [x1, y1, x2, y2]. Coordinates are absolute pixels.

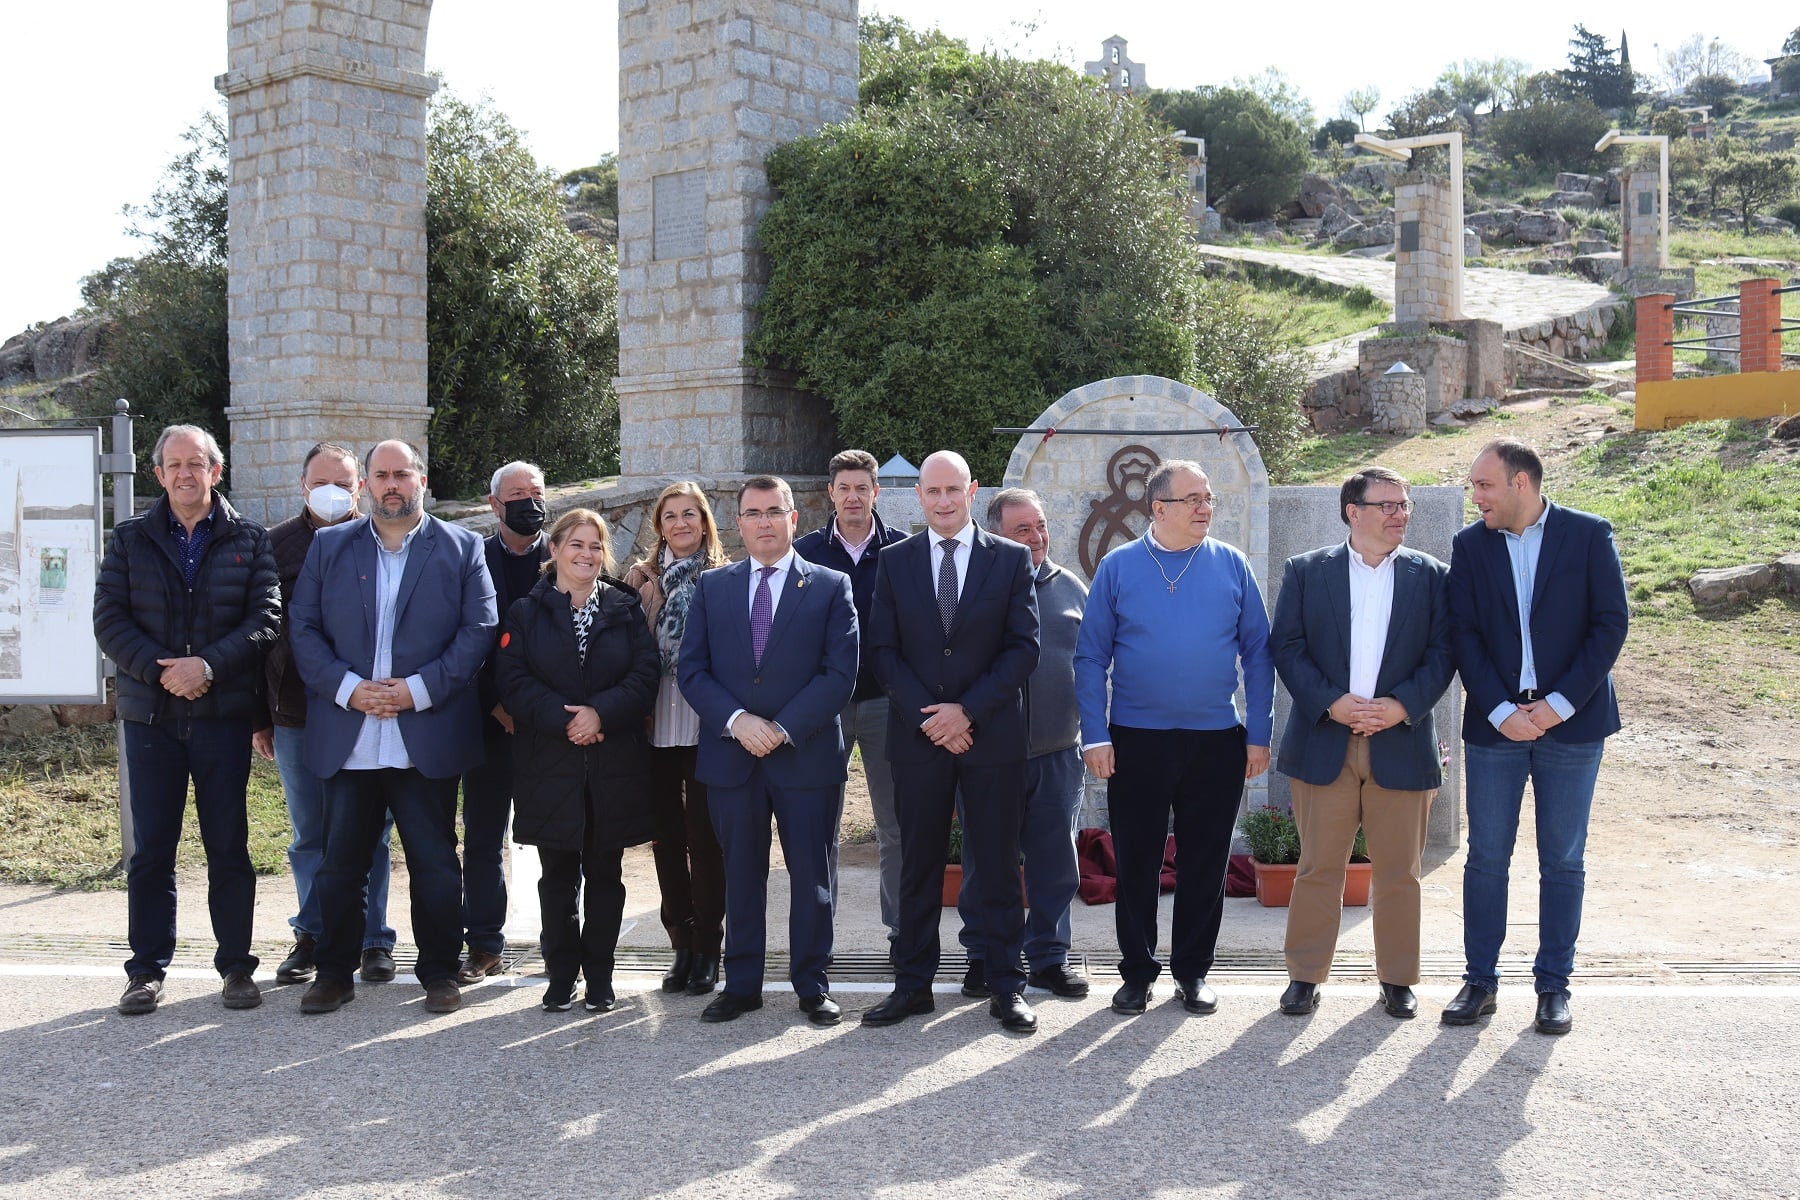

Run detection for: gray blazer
[[1270, 542, 1453, 791]]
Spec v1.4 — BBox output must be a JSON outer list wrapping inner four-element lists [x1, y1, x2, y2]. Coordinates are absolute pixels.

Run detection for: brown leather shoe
[[423, 979, 462, 1013], [221, 971, 262, 1010], [455, 951, 503, 986], [117, 975, 162, 1016], [299, 978, 355, 1014]]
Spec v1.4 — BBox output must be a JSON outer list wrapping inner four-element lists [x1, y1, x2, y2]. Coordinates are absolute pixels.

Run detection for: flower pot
[[1343, 861, 1372, 907], [1252, 862, 1297, 907], [942, 864, 962, 907]]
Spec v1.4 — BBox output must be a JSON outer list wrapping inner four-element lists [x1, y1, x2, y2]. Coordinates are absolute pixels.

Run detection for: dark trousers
[[318, 767, 463, 986], [121, 717, 257, 979], [537, 791, 626, 989], [892, 753, 1027, 995], [649, 744, 725, 955], [709, 768, 838, 998], [1107, 724, 1247, 986], [459, 726, 514, 955]]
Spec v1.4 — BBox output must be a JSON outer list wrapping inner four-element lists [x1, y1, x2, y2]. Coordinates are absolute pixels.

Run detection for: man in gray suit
[[1268, 467, 1454, 1019]]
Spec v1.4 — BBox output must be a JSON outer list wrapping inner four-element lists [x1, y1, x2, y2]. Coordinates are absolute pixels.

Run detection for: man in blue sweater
[[1075, 458, 1274, 1017]]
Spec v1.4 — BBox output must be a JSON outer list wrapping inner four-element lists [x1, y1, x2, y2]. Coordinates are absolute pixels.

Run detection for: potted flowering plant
[[1237, 805, 1372, 908]]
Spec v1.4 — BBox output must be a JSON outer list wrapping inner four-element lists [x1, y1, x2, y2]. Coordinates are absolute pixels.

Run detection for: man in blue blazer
[[678, 475, 858, 1026], [288, 440, 499, 1016], [864, 450, 1041, 1034], [1270, 467, 1454, 1021], [1444, 439, 1628, 1035]]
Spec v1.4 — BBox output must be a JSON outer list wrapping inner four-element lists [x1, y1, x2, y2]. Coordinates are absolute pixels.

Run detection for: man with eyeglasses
[[1075, 458, 1273, 1017], [677, 476, 858, 1026], [1268, 466, 1453, 1020]]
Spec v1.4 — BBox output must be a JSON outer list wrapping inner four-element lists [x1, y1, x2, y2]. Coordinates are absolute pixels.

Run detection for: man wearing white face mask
[[256, 442, 399, 986]]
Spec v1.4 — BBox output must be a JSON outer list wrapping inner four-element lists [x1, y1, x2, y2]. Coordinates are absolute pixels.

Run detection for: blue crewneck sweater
[[1074, 535, 1275, 745]]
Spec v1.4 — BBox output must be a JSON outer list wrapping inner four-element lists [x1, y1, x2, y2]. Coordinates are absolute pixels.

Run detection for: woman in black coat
[[496, 508, 658, 1013]]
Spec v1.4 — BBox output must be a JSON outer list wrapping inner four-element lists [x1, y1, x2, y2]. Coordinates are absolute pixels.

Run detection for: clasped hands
[[920, 702, 972, 755], [730, 712, 786, 758], [155, 656, 210, 700], [1329, 693, 1407, 736], [563, 704, 602, 746], [1499, 700, 1563, 742], [349, 678, 418, 719]]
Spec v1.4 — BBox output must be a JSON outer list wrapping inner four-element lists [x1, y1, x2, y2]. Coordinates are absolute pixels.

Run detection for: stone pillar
[[1621, 169, 1659, 270], [1392, 171, 1457, 324], [614, 0, 857, 477], [1636, 293, 1675, 383], [216, 0, 438, 523], [1368, 361, 1427, 434]]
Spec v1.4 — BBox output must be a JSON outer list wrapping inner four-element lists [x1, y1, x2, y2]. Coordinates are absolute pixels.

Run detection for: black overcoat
[[495, 572, 658, 852]]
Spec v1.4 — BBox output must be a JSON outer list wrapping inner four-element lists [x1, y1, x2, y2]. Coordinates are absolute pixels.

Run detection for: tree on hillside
[[1655, 34, 1758, 94], [1559, 24, 1634, 108], [1786, 27, 1800, 55], [1340, 85, 1380, 132], [1383, 87, 1460, 140], [1487, 58, 1533, 110], [1146, 86, 1311, 219], [1704, 147, 1800, 235], [559, 155, 618, 223], [1314, 118, 1357, 152], [1684, 74, 1743, 114], [1436, 61, 1496, 114], [425, 94, 621, 497], [1231, 67, 1316, 132], [1488, 79, 1610, 171]]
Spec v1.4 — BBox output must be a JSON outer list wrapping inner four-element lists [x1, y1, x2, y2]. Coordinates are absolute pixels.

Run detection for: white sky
[[0, 2, 1789, 339]]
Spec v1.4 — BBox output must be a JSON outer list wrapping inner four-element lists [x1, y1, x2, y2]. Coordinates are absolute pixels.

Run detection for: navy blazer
[[676, 554, 859, 790], [1448, 502, 1628, 747], [289, 514, 499, 779], [1270, 543, 1454, 791], [869, 526, 1040, 765]]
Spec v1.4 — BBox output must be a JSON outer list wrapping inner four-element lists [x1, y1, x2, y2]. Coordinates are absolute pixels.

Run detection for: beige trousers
[[1283, 735, 1433, 985]]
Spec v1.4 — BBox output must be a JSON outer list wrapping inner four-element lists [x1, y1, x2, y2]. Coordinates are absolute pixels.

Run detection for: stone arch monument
[[216, 0, 856, 521]]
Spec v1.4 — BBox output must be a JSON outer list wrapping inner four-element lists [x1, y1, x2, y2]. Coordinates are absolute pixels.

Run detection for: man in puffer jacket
[[93, 424, 281, 1017]]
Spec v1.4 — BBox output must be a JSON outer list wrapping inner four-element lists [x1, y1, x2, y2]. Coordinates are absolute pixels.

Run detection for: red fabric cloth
[[1077, 829, 1180, 905]]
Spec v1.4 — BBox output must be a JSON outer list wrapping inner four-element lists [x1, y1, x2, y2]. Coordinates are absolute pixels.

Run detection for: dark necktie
[[936, 539, 959, 636], [751, 564, 776, 665]]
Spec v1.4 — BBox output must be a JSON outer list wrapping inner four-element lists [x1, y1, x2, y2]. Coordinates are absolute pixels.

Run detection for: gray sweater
[[1026, 559, 1088, 758]]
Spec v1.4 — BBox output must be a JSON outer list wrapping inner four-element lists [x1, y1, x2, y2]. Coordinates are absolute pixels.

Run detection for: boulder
[[1542, 190, 1600, 210], [1752, 215, 1795, 235], [1605, 170, 1624, 205], [1464, 208, 1520, 239], [1342, 161, 1403, 191], [1571, 253, 1623, 284], [1575, 237, 1615, 255], [1554, 172, 1609, 202], [1298, 174, 1345, 218], [1689, 564, 1774, 606], [1765, 130, 1797, 152], [1319, 203, 1359, 238], [1777, 554, 1800, 595], [0, 705, 59, 736], [1514, 212, 1572, 244]]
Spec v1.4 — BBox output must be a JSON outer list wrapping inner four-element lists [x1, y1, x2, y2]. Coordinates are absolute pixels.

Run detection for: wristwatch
[[200, 659, 215, 683]]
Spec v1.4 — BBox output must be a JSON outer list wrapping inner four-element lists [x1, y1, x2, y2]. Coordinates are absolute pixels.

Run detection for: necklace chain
[[1146, 538, 1201, 592]]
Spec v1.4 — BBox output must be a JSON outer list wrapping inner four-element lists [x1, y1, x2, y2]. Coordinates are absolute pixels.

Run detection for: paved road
[[1, 971, 1794, 1198]]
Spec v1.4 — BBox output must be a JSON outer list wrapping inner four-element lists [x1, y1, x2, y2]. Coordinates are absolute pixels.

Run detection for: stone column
[[1621, 169, 1659, 270], [614, 0, 857, 476], [216, 0, 438, 523], [1369, 361, 1427, 434], [1392, 172, 1456, 324]]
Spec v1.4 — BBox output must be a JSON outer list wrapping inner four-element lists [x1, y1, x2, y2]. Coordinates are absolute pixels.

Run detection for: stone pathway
[[1203, 245, 1621, 372]]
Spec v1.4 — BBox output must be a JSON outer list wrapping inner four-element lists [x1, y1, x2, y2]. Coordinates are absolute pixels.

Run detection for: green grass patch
[[0, 724, 292, 889], [1225, 264, 1390, 346]]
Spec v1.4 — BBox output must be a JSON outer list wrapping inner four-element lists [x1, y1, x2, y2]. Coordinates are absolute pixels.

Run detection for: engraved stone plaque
[[1637, 191, 1654, 216], [1399, 220, 1421, 253], [653, 169, 708, 261]]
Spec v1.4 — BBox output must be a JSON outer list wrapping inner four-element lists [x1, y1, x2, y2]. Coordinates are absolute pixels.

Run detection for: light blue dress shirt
[[1487, 500, 1575, 730], [335, 519, 435, 769]]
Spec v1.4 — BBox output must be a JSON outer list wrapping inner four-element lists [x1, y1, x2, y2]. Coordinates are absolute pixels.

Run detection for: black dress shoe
[[299, 978, 355, 1014], [1535, 992, 1572, 1035], [1026, 963, 1091, 998], [1441, 983, 1498, 1026], [799, 993, 842, 1026], [1380, 982, 1418, 1019], [359, 947, 396, 983], [960, 959, 990, 998], [686, 953, 721, 996], [989, 991, 1037, 1034], [275, 934, 316, 985], [1111, 981, 1152, 1015], [701, 991, 762, 1023], [1279, 980, 1320, 1015], [1174, 978, 1218, 1015], [862, 988, 935, 1027], [662, 948, 694, 993]]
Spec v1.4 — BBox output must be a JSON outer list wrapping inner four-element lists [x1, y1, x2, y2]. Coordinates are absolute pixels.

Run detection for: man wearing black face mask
[[457, 460, 552, 984]]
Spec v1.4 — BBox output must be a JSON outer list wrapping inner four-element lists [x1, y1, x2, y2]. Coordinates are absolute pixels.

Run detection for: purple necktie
[[751, 564, 776, 665]]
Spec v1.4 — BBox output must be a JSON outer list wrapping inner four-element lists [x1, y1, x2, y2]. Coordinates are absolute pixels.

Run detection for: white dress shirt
[[335, 518, 433, 770], [1346, 542, 1397, 701], [931, 520, 975, 597]]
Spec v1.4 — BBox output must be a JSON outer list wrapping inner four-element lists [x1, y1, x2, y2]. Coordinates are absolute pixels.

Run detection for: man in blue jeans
[[256, 442, 397, 986], [1445, 439, 1628, 1035], [93, 424, 281, 1015]]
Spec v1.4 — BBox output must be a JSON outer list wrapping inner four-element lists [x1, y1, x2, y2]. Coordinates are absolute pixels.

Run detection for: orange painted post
[[1738, 278, 1781, 375], [1636, 293, 1675, 384]]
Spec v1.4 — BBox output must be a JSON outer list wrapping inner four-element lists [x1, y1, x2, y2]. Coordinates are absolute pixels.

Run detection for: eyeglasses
[[1156, 494, 1217, 508], [1352, 499, 1415, 516], [738, 507, 793, 524]]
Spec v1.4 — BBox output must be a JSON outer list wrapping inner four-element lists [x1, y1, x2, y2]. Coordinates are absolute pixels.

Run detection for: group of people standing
[[93, 425, 1625, 1037]]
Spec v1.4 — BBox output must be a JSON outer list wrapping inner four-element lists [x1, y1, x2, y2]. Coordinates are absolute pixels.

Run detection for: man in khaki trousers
[[1267, 467, 1455, 1018]]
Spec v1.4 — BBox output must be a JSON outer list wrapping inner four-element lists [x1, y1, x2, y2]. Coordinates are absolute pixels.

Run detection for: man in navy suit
[[865, 450, 1041, 1034], [1269, 467, 1454, 1021], [288, 440, 499, 1016], [677, 475, 858, 1026], [1444, 439, 1628, 1035]]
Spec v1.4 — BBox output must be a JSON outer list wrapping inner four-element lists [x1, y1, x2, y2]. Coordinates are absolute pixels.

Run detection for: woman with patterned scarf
[[624, 482, 731, 996]]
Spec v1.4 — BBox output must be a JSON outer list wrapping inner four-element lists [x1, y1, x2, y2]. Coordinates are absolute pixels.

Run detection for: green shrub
[[1344, 285, 1378, 311], [1774, 201, 1800, 229]]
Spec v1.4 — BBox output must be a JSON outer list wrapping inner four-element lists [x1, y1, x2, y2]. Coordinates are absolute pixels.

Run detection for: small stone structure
[[1621, 168, 1660, 269], [1358, 330, 1467, 419], [216, 0, 439, 523], [1082, 36, 1145, 94], [1368, 361, 1426, 433], [614, 0, 857, 476], [1392, 171, 1459, 323]]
